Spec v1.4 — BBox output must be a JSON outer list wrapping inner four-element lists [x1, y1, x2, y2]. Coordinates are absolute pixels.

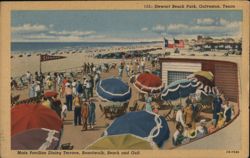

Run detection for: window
[[167, 71, 193, 85]]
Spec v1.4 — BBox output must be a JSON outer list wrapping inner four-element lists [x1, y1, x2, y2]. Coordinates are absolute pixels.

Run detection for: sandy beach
[[11, 44, 242, 150], [11, 44, 162, 77], [11, 44, 240, 78]]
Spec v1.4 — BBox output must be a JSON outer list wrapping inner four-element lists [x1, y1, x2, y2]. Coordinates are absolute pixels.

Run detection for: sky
[[11, 10, 242, 42]]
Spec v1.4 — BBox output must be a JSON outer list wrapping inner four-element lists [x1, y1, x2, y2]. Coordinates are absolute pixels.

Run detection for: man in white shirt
[[175, 105, 186, 128], [195, 119, 208, 138], [92, 66, 96, 74], [221, 100, 234, 123], [125, 63, 130, 77], [94, 73, 100, 86], [35, 81, 41, 98], [57, 74, 62, 87], [72, 79, 77, 96], [141, 60, 145, 72], [61, 102, 68, 121], [26, 71, 31, 84], [85, 80, 91, 99]]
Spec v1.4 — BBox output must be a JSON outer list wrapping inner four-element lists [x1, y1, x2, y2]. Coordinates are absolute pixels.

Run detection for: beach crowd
[[172, 94, 235, 146], [11, 55, 160, 131], [10, 53, 236, 148]]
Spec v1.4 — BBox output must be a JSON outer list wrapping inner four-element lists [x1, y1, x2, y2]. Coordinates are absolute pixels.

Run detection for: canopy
[[194, 71, 214, 81], [191, 71, 217, 95], [44, 91, 58, 97], [161, 79, 200, 101], [105, 111, 169, 148], [11, 128, 61, 150], [96, 77, 131, 103], [194, 75, 214, 87], [85, 134, 157, 150], [11, 104, 63, 136], [134, 73, 164, 94]]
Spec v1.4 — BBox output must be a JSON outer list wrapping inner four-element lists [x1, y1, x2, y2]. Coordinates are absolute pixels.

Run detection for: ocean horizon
[[11, 41, 160, 53]]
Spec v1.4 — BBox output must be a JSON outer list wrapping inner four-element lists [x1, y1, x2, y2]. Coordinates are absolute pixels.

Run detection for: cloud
[[168, 24, 189, 30], [166, 18, 241, 38], [152, 24, 165, 33], [196, 18, 215, 25], [24, 33, 57, 40], [48, 30, 96, 36], [12, 23, 98, 42], [12, 24, 49, 33], [141, 27, 148, 32], [23, 33, 94, 42]]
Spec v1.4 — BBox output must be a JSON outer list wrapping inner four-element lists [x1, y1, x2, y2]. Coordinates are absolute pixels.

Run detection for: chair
[[129, 102, 138, 112], [103, 106, 111, 119], [163, 106, 174, 121], [99, 104, 104, 113], [11, 95, 20, 106], [60, 143, 74, 150], [123, 102, 129, 112]]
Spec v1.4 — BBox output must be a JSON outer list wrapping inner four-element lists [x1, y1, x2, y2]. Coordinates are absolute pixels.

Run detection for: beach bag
[[172, 134, 185, 146]]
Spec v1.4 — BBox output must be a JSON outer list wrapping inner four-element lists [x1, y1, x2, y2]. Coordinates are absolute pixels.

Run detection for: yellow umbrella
[[41, 100, 51, 109], [85, 134, 158, 150], [194, 71, 214, 81]]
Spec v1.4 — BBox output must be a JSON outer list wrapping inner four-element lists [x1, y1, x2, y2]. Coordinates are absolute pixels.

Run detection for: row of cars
[[94, 48, 162, 59]]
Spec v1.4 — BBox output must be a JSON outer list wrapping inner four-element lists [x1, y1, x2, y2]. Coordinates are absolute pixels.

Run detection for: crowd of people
[[172, 93, 235, 146], [117, 55, 159, 79], [11, 57, 159, 130], [11, 61, 104, 131], [10, 55, 237, 148]]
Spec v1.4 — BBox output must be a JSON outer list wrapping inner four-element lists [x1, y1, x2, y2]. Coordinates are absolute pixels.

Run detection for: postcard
[[0, 1, 249, 158]]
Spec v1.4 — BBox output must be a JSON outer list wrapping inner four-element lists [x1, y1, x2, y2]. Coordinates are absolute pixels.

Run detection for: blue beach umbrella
[[161, 79, 200, 101], [104, 111, 170, 148], [96, 77, 131, 103]]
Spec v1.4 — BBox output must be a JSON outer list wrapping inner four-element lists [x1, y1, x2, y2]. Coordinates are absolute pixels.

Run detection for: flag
[[176, 40, 184, 48], [164, 38, 174, 48], [174, 39, 180, 44], [40, 54, 66, 62]]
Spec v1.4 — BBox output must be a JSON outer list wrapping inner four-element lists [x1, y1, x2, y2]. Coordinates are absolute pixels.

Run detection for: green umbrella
[[85, 134, 158, 150]]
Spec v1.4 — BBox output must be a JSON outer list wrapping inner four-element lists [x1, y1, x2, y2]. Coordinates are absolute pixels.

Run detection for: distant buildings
[[189, 36, 242, 53]]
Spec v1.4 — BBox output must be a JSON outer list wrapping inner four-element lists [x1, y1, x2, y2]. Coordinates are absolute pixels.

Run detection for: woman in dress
[[145, 93, 153, 112]]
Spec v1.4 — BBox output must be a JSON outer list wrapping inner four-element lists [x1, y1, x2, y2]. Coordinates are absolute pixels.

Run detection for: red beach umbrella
[[11, 128, 61, 150], [44, 91, 58, 97], [134, 73, 164, 93], [11, 104, 63, 136]]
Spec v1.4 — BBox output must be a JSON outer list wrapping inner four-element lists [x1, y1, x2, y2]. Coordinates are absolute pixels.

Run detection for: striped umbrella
[[134, 72, 164, 94], [96, 77, 131, 103], [11, 128, 61, 150], [161, 79, 200, 101], [11, 104, 63, 136], [104, 111, 169, 148], [188, 71, 217, 95], [85, 134, 158, 150]]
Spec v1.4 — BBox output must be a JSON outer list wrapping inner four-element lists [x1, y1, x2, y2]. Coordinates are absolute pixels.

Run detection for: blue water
[[11, 42, 159, 53]]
